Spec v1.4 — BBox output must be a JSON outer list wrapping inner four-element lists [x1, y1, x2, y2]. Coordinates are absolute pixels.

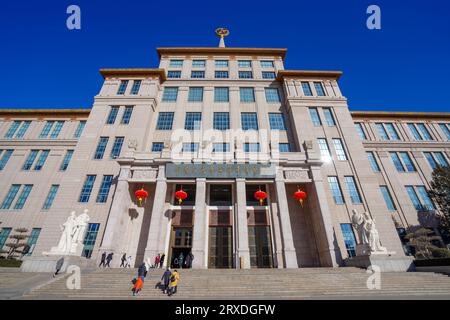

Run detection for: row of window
[[328, 176, 362, 204], [355, 122, 450, 141], [169, 59, 275, 69], [94, 137, 124, 160], [3, 120, 86, 140], [151, 142, 293, 153], [0, 184, 59, 211], [106, 106, 133, 125], [117, 80, 141, 95], [317, 138, 347, 161], [156, 112, 288, 131], [161, 87, 282, 103], [167, 70, 276, 80], [309, 107, 336, 127], [78, 175, 113, 203]]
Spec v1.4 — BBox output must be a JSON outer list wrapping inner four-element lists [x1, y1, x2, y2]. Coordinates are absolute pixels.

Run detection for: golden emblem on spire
[[215, 28, 229, 47]]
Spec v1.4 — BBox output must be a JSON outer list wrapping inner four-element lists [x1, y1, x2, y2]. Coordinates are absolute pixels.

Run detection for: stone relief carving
[[127, 138, 138, 151], [132, 170, 157, 180], [284, 170, 310, 181]]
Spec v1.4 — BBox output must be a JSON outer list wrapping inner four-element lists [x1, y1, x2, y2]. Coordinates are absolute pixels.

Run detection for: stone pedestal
[[345, 254, 415, 272], [20, 255, 96, 273]]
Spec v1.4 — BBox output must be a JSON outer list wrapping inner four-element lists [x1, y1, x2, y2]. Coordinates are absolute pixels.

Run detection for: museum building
[[0, 40, 449, 270]]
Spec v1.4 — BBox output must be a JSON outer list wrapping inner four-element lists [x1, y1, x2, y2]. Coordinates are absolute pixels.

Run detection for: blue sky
[[0, 0, 449, 112]]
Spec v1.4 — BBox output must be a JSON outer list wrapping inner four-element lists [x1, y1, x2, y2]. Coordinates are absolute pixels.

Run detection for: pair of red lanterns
[[253, 186, 307, 207], [134, 186, 188, 206]]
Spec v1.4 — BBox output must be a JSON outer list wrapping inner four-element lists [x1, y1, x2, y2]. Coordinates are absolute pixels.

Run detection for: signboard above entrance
[[166, 163, 276, 179]]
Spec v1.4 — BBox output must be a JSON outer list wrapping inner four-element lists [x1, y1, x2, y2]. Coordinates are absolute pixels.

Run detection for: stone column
[[310, 166, 340, 267], [236, 178, 251, 269], [143, 165, 167, 262], [98, 166, 131, 267], [192, 178, 207, 268], [275, 172, 299, 268]]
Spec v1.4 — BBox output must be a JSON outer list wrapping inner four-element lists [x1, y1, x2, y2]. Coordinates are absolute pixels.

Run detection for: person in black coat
[[161, 267, 172, 294], [120, 253, 127, 267], [159, 254, 165, 268], [138, 262, 147, 282], [106, 252, 113, 267], [99, 252, 107, 268]]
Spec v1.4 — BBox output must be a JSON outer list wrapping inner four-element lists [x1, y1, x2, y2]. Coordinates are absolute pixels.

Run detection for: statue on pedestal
[[351, 209, 387, 255]]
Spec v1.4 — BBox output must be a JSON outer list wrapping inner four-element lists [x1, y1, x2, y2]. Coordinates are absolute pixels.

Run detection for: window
[[215, 60, 228, 68], [1, 185, 20, 209], [188, 87, 204, 102], [215, 71, 229, 78], [14, 121, 31, 139], [74, 121, 86, 138], [344, 176, 362, 204], [240, 87, 255, 102], [50, 121, 64, 139], [417, 123, 433, 141], [42, 185, 59, 210], [94, 137, 109, 159], [212, 143, 230, 153], [238, 71, 253, 79], [367, 151, 380, 172], [121, 106, 133, 124], [60, 150, 74, 171], [433, 152, 449, 167], [424, 152, 448, 170], [268, 113, 287, 130], [260, 60, 274, 68], [380, 186, 396, 211], [314, 82, 326, 96], [317, 138, 331, 161], [241, 113, 258, 131], [377, 123, 400, 140], [265, 88, 280, 103], [152, 142, 164, 152], [328, 176, 344, 204], [262, 72, 276, 79], [22, 150, 39, 170], [238, 60, 252, 68], [33, 150, 49, 171], [79, 175, 96, 203], [106, 107, 119, 124], [182, 143, 199, 152], [213, 112, 230, 131], [192, 60, 205, 68], [167, 71, 181, 78], [39, 121, 54, 138], [14, 185, 33, 209], [385, 123, 400, 140], [184, 112, 202, 130], [390, 152, 416, 172], [332, 139, 347, 160], [244, 143, 260, 152], [399, 152, 416, 172], [279, 143, 292, 152], [162, 87, 178, 102], [110, 137, 124, 159], [323, 108, 336, 126], [375, 123, 389, 140], [406, 186, 435, 211], [355, 123, 367, 140], [96, 175, 113, 203], [26, 228, 41, 256], [439, 123, 450, 139], [309, 108, 322, 126], [408, 123, 422, 140], [82, 223, 100, 258], [214, 87, 229, 102], [191, 71, 205, 79], [130, 80, 141, 95], [169, 59, 183, 68], [416, 186, 435, 210], [340, 224, 356, 257], [117, 80, 129, 95], [4, 121, 21, 138], [0, 228, 12, 250], [156, 112, 174, 130], [0, 150, 13, 170], [301, 82, 313, 96]]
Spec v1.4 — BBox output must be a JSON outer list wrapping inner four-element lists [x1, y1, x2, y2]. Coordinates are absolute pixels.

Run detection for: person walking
[[168, 269, 180, 296], [120, 253, 127, 267], [161, 267, 172, 294], [126, 255, 132, 268], [159, 253, 165, 268], [154, 254, 160, 268], [132, 276, 143, 296], [53, 257, 64, 278], [99, 252, 107, 268], [106, 252, 114, 268], [138, 262, 147, 282], [185, 252, 194, 268], [178, 252, 184, 269]]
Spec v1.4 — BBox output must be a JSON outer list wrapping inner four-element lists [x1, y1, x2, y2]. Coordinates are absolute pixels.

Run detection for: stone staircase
[[24, 267, 450, 299]]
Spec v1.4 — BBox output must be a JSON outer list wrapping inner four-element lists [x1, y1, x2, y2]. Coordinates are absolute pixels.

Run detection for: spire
[[215, 28, 230, 48]]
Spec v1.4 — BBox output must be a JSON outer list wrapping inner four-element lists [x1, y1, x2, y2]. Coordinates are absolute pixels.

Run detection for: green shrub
[[431, 248, 450, 258], [0, 259, 22, 268]]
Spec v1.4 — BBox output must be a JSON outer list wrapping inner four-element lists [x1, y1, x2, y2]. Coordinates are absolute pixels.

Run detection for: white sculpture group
[[351, 209, 387, 255], [44, 209, 90, 256]]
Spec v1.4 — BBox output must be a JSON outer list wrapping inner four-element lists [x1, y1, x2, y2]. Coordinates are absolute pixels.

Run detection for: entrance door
[[209, 226, 233, 268], [248, 226, 273, 268], [170, 227, 193, 268]]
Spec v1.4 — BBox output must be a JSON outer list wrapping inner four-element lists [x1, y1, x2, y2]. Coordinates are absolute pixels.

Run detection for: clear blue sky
[[0, 0, 449, 112]]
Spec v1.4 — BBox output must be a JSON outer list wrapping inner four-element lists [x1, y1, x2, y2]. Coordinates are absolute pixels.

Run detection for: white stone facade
[[1, 46, 449, 270]]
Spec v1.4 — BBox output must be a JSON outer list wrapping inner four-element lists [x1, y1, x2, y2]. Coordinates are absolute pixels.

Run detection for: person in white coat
[[126, 255, 132, 268]]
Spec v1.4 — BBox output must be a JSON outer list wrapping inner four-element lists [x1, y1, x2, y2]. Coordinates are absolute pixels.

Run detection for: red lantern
[[175, 189, 188, 205], [254, 189, 267, 206], [293, 188, 307, 207], [135, 187, 149, 206]]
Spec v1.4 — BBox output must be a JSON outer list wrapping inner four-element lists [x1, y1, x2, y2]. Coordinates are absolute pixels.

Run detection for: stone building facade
[[0, 46, 449, 270]]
